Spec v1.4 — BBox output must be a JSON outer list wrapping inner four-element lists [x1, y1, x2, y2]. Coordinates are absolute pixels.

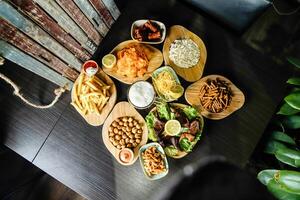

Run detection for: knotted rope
[[0, 57, 67, 109]]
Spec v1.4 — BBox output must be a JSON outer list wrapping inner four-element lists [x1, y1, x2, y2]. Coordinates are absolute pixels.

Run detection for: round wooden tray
[[102, 40, 163, 84], [71, 69, 117, 126], [185, 75, 245, 120], [149, 103, 204, 159], [102, 101, 148, 165], [163, 25, 207, 82]]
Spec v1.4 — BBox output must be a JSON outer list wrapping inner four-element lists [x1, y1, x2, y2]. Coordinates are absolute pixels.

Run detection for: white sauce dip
[[128, 81, 155, 108]]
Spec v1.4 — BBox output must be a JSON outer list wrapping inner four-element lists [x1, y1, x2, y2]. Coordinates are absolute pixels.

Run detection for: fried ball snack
[[108, 116, 143, 150]]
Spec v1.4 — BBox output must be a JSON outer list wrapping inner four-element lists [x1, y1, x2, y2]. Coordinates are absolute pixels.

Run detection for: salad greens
[[145, 112, 158, 141], [164, 146, 179, 157], [157, 101, 175, 120], [183, 106, 199, 120], [179, 132, 201, 152]]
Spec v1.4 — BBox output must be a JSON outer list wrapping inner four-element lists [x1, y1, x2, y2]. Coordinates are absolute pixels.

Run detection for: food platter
[[70, 20, 246, 180], [71, 69, 117, 126], [163, 25, 207, 82], [146, 102, 204, 159], [185, 75, 245, 120], [103, 40, 163, 84], [102, 101, 148, 165]]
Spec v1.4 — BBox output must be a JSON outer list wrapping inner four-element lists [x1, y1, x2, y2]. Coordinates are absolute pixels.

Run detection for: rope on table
[[0, 57, 67, 109]]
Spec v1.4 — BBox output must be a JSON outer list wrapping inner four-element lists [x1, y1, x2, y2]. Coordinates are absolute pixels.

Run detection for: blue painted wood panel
[[0, 41, 73, 90]]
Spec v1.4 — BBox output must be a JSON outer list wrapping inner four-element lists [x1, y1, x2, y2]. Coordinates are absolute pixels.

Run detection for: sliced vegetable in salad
[[145, 101, 204, 158]]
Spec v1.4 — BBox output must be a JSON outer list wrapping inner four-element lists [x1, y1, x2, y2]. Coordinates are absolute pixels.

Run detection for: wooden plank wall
[[0, 0, 120, 88], [0, 41, 73, 90]]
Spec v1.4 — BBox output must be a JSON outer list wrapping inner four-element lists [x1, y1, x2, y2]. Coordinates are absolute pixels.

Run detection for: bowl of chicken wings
[[131, 19, 166, 44]]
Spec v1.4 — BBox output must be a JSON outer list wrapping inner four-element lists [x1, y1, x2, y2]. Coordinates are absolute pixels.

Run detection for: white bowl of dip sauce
[[128, 81, 155, 109]]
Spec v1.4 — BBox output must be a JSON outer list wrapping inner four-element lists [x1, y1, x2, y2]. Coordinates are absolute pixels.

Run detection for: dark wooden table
[[0, 0, 293, 199]]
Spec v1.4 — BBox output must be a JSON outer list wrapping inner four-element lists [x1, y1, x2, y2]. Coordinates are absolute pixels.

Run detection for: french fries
[[71, 73, 111, 115]]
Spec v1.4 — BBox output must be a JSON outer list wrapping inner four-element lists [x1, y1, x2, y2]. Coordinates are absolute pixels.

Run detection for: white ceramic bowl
[[131, 19, 166, 44], [139, 142, 169, 180]]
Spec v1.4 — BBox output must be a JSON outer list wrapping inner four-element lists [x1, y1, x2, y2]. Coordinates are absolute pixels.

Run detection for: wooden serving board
[[102, 102, 148, 165], [71, 69, 117, 126], [103, 40, 163, 84], [163, 25, 207, 82], [150, 103, 204, 159], [185, 75, 245, 120]]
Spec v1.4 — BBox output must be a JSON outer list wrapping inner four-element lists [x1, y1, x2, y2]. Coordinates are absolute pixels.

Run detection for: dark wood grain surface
[[0, 60, 70, 161], [29, 0, 292, 200]]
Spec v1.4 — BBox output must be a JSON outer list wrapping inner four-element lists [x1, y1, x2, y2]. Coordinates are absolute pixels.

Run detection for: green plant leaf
[[285, 92, 300, 110], [257, 170, 278, 185], [264, 140, 287, 154], [267, 179, 300, 200], [291, 88, 300, 93], [287, 57, 300, 69], [269, 131, 296, 145], [282, 115, 300, 129], [287, 78, 300, 86], [277, 103, 300, 115], [279, 170, 300, 193], [275, 148, 300, 168]]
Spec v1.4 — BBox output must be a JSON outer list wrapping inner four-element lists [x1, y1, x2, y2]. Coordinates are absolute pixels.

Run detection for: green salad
[[145, 101, 204, 158]]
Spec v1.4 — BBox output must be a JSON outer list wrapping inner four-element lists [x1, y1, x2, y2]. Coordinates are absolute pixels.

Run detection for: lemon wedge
[[168, 85, 184, 100], [102, 54, 116, 68], [165, 120, 181, 136]]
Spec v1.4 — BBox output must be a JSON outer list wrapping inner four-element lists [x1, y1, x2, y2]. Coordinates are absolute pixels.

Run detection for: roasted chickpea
[[120, 139, 125, 145], [126, 127, 130, 132], [117, 144, 121, 149], [108, 126, 113, 132], [129, 139, 134, 143], [125, 138, 130, 144], [129, 122, 133, 127], [137, 130, 142, 134], [136, 124, 141, 129], [116, 118, 120, 122], [109, 132, 114, 137], [112, 121, 118, 127], [129, 134, 134, 139], [132, 142, 137, 147], [124, 122, 128, 127], [109, 137, 114, 142], [132, 128, 137, 134], [113, 128, 118, 134], [135, 134, 141, 138], [121, 145, 125, 149], [127, 143, 132, 148], [115, 135, 121, 140], [113, 141, 118, 146], [133, 120, 138, 126], [136, 139, 141, 144]]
